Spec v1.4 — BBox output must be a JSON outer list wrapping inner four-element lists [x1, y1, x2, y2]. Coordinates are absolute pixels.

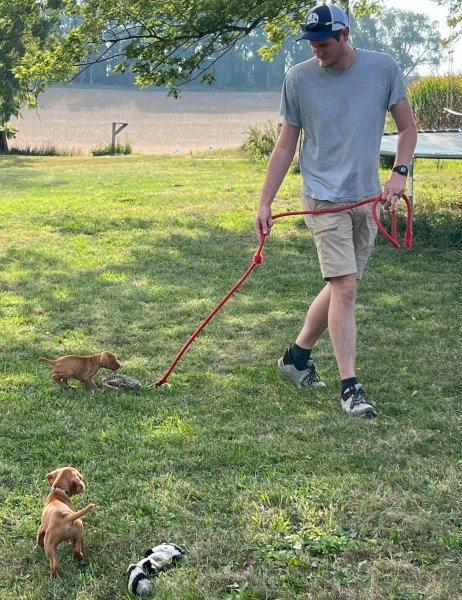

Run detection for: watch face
[[394, 165, 408, 176]]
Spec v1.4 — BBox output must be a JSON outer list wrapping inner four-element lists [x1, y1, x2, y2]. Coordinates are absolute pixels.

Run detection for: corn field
[[408, 75, 462, 130]]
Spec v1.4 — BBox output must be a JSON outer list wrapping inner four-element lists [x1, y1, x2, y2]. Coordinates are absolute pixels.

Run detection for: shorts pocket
[[312, 224, 339, 236]]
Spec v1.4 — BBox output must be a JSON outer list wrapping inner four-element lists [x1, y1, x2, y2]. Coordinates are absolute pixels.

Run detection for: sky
[[382, 0, 461, 74]]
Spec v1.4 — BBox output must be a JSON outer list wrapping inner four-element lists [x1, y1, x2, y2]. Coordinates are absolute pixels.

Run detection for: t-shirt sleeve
[[280, 71, 302, 127], [387, 59, 408, 110]]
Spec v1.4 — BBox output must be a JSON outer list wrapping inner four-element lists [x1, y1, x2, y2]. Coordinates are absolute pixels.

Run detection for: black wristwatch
[[392, 165, 409, 177]]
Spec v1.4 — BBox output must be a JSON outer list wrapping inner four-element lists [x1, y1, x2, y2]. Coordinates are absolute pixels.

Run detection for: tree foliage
[[0, 0, 63, 150], [16, 1, 380, 97], [351, 8, 442, 77], [433, 0, 462, 34]]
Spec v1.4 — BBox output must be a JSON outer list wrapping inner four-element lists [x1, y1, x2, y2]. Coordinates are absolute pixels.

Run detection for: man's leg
[[280, 273, 375, 415], [277, 284, 330, 389], [295, 283, 330, 350], [326, 273, 376, 417], [293, 275, 357, 380], [326, 274, 357, 380]]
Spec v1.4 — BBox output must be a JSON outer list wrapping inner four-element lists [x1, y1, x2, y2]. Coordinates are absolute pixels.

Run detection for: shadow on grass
[[1, 213, 459, 362]]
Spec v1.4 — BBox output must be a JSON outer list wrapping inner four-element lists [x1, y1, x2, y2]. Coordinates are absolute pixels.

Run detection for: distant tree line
[[71, 8, 443, 91]]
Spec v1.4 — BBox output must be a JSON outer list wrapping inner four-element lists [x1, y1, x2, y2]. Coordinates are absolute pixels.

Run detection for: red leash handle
[[155, 193, 411, 386], [272, 193, 412, 250]]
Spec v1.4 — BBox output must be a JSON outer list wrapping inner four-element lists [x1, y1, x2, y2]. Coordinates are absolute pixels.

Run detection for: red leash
[[155, 193, 412, 387]]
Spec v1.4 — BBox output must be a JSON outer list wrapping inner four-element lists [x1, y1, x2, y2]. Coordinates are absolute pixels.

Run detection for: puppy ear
[[70, 474, 84, 495], [46, 469, 59, 486]]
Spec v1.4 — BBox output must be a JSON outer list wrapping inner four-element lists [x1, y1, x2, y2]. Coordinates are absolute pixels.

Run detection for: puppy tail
[[65, 503, 96, 522], [38, 358, 57, 365]]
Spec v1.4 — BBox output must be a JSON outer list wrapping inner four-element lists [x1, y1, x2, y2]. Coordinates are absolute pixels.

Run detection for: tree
[[432, 0, 462, 34], [17, 0, 379, 98], [351, 7, 443, 77], [0, 0, 63, 152], [209, 28, 298, 91]]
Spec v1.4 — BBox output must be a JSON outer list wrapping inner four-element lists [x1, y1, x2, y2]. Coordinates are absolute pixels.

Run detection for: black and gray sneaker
[[341, 383, 377, 417], [277, 356, 327, 389]]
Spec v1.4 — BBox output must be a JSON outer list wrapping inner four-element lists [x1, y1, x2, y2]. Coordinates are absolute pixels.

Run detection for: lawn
[[0, 152, 461, 599]]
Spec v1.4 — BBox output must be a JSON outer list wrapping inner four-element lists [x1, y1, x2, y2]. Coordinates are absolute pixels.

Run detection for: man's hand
[[382, 172, 406, 211], [254, 205, 273, 237]]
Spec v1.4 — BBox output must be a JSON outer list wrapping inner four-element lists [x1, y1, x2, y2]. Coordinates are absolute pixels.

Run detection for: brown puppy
[[37, 467, 96, 578], [38, 351, 120, 389]]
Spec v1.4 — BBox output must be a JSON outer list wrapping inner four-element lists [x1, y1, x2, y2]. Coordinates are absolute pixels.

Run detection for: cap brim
[[298, 29, 336, 41]]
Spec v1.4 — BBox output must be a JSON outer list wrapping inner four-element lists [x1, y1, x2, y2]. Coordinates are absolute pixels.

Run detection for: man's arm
[[254, 119, 301, 237], [382, 98, 417, 210]]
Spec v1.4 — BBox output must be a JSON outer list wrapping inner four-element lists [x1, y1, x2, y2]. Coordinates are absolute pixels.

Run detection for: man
[[254, 3, 417, 417]]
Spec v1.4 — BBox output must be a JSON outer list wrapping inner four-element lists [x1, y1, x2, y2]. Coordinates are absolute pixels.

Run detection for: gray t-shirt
[[281, 49, 407, 202]]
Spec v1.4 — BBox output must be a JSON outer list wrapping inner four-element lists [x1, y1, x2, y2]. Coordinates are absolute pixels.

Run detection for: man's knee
[[329, 274, 357, 303]]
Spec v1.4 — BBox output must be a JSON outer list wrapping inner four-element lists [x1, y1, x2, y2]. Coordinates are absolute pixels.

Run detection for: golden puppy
[[38, 351, 120, 389], [37, 467, 96, 578]]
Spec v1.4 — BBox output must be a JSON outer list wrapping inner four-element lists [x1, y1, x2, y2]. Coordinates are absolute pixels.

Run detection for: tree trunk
[[0, 131, 9, 153]]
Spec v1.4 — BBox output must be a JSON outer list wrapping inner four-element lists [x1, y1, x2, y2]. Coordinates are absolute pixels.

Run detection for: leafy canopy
[[17, 1, 380, 96], [433, 0, 462, 32], [351, 8, 442, 77], [0, 0, 62, 134]]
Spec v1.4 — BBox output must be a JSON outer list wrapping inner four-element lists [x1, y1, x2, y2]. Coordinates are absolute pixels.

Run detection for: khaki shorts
[[302, 194, 379, 280]]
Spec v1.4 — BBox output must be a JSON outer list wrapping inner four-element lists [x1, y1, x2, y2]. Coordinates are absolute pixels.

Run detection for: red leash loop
[[155, 193, 411, 386]]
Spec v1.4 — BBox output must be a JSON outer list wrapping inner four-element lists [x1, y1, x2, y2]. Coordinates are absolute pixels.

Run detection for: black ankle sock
[[283, 343, 311, 371], [341, 377, 358, 395]]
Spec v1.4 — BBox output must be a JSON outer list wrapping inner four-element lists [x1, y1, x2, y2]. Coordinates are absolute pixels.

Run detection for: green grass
[[0, 151, 461, 599]]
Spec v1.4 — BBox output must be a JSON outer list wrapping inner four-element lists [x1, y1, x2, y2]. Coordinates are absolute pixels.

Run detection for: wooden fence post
[[111, 122, 128, 148]]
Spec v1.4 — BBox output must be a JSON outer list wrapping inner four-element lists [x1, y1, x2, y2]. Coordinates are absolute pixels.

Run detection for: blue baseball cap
[[299, 4, 349, 41]]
